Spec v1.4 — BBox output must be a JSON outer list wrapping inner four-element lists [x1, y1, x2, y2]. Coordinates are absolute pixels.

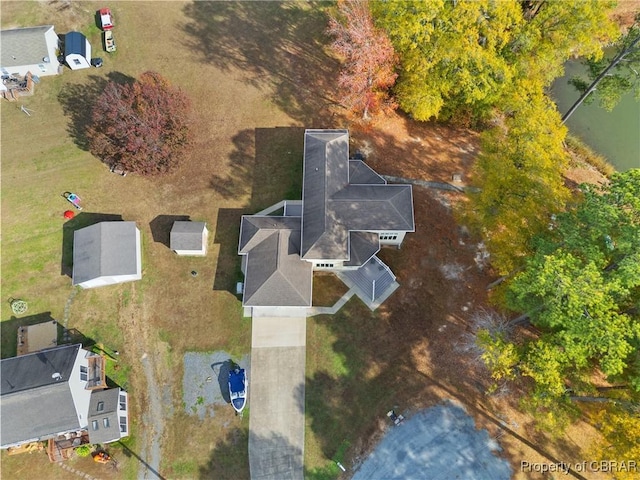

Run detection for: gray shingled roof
[[87, 388, 121, 444], [241, 218, 313, 307], [301, 130, 414, 261], [0, 25, 55, 69], [170, 221, 206, 250], [349, 160, 386, 185], [72, 222, 139, 285], [1, 345, 81, 447], [345, 231, 380, 267], [1, 344, 79, 395], [239, 216, 301, 254]]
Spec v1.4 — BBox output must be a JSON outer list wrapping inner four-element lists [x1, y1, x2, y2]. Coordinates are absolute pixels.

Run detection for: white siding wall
[[378, 231, 406, 246], [66, 53, 90, 70], [68, 349, 93, 429], [117, 390, 129, 440]]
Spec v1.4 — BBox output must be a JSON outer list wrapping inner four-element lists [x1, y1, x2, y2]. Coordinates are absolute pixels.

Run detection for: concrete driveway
[[249, 316, 306, 480], [352, 402, 512, 480]]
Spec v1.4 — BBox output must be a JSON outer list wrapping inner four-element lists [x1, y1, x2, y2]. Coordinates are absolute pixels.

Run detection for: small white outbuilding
[[170, 221, 208, 256], [72, 221, 142, 289], [64, 31, 91, 70]]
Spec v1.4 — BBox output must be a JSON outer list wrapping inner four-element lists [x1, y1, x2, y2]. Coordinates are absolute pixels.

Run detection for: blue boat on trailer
[[228, 365, 248, 413]]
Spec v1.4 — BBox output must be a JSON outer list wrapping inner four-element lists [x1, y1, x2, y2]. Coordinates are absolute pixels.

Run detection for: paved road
[[249, 316, 306, 480], [352, 402, 512, 480]]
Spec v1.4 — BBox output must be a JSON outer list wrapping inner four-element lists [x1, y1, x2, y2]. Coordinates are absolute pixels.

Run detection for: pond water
[[550, 58, 640, 172]]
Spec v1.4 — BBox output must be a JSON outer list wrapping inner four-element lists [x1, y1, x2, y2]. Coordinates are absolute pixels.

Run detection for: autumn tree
[[512, 0, 618, 84], [372, 0, 522, 121], [372, 0, 617, 121], [87, 71, 192, 176], [462, 82, 571, 274], [590, 406, 640, 480], [327, 0, 398, 119]]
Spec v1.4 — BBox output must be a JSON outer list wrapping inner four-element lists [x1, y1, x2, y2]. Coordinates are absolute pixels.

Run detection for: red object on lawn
[[64, 210, 75, 219], [99, 8, 114, 30]]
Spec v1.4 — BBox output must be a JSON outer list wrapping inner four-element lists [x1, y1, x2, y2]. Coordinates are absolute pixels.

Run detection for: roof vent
[[43, 56, 50, 63], [52, 372, 63, 381]]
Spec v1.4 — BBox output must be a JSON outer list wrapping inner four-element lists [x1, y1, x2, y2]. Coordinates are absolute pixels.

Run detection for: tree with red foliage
[[87, 71, 192, 175], [327, 0, 398, 120]]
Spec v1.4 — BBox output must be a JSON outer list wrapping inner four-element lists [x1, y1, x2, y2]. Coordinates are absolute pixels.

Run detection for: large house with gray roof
[[238, 129, 414, 313], [0, 344, 129, 451]]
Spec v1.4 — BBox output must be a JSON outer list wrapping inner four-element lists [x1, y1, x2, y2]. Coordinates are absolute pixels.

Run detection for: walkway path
[[381, 174, 479, 193], [249, 315, 306, 480]]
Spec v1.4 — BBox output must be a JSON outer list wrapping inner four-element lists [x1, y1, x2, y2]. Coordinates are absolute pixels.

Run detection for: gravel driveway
[[183, 351, 251, 419]]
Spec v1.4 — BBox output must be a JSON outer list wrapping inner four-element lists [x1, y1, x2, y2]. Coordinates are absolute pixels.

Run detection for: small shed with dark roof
[[170, 221, 208, 256], [72, 221, 142, 289], [64, 31, 91, 70]]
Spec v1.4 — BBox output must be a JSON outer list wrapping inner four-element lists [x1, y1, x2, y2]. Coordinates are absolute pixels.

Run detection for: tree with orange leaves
[[327, 0, 398, 120]]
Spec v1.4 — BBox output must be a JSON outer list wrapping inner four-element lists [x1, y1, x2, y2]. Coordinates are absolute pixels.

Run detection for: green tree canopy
[[507, 170, 640, 391]]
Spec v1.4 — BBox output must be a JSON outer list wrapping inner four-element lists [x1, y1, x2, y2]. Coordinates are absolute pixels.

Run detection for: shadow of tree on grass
[[57, 72, 135, 151], [182, 1, 339, 125]]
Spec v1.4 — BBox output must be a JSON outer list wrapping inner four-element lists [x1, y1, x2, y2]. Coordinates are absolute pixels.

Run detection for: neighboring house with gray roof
[[171, 221, 208, 256], [238, 129, 414, 313], [0, 344, 129, 450], [72, 221, 142, 289], [0, 25, 61, 77]]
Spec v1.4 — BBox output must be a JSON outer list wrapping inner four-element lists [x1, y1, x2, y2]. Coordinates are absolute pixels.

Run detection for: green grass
[[305, 300, 393, 474], [170, 459, 198, 478]]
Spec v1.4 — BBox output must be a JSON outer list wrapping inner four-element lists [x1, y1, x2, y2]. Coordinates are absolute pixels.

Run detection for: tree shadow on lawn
[[212, 127, 305, 293], [61, 212, 124, 277], [212, 208, 244, 293], [58, 71, 136, 151], [198, 429, 313, 480], [182, 1, 339, 125], [211, 127, 304, 206]]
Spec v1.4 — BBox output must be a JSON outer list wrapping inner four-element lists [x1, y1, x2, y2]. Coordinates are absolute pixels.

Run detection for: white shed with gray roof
[[72, 221, 142, 289], [170, 221, 208, 256], [0, 25, 60, 77]]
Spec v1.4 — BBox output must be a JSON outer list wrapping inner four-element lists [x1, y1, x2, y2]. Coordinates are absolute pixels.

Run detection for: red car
[[99, 8, 114, 30]]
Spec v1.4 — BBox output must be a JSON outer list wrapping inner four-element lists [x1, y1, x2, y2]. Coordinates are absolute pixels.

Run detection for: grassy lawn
[[1, 1, 339, 478]]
